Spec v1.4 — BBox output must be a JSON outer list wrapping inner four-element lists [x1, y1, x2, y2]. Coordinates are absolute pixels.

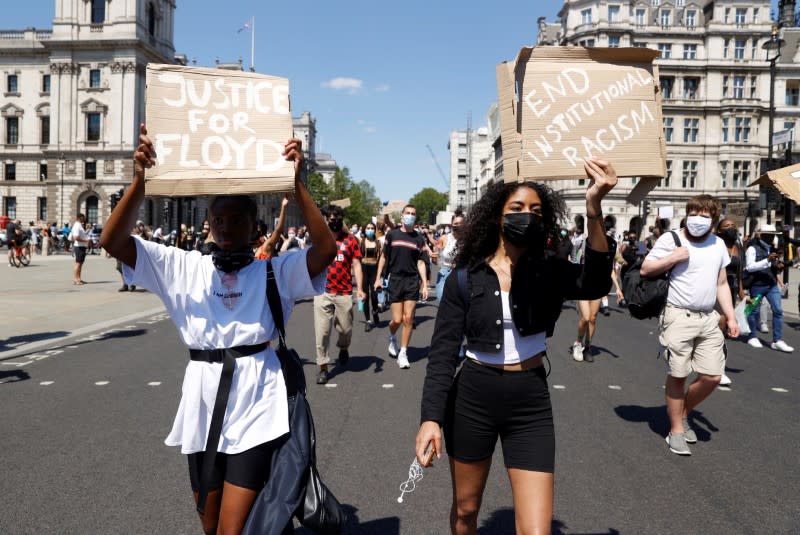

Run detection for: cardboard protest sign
[[330, 198, 351, 209], [145, 64, 294, 196], [496, 46, 666, 195], [726, 202, 749, 227], [749, 162, 800, 204]]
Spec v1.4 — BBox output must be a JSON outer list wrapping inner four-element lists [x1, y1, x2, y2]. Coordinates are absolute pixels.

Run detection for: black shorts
[[388, 274, 420, 303], [444, 358, 555, 472], [187, 439, 278, 492], [74, 246, 87, 263]]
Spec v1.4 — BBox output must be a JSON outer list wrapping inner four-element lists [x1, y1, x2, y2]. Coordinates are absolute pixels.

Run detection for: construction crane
[[426, 144, 450, 190]]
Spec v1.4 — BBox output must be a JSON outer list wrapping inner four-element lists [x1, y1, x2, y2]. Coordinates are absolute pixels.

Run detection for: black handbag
[[242, 262, 346, 534]]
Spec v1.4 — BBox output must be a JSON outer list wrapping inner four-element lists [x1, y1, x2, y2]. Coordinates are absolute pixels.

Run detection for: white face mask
[[288, 233, 296, 239], [686, 215, 712, 237]]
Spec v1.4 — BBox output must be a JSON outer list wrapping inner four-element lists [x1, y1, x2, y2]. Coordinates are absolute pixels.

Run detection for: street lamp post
[[59, 152, 65, 226], [762, 25, 788, 281]]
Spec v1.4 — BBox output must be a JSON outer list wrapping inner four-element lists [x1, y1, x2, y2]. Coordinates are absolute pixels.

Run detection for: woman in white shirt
[[100, 124, 336, 535]]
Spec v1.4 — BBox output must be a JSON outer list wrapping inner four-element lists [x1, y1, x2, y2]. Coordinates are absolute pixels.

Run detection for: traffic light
[[642, 200, 651, 216], [109, 193, 119, 210]]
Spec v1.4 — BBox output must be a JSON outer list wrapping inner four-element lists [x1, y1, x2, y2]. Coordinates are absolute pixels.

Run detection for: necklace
[[489, 256, 513, 280]]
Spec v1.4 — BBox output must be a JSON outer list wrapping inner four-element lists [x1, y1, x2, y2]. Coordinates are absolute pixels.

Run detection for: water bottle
[[357, 297, 364, 312], [376, 287, 386, 310], [744, 294, 763, 316]]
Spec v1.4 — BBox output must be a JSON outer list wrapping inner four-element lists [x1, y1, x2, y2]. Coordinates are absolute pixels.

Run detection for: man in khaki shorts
[[641, 195, 739, 455]]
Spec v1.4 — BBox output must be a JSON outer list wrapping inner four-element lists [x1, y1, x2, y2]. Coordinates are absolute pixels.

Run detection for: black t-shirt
[[384, 228, 424, 277]]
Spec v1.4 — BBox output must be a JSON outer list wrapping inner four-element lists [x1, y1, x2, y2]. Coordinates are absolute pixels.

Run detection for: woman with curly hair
[[415, 159, 618, 535]]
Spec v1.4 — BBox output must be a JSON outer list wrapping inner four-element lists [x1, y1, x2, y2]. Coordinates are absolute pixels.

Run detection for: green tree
[[345, 179, 382, 226], [305, 172, 330, 207], [408, 187, 448, 224]]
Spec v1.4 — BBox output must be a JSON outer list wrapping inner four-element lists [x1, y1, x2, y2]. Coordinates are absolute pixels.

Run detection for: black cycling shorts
[[387, 274, 420, 304], [187, 439, 278, 492], [444, 358, 555, 472]]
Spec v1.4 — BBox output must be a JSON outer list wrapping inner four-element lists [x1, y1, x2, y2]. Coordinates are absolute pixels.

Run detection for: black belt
[[190, 342, 268, 513]]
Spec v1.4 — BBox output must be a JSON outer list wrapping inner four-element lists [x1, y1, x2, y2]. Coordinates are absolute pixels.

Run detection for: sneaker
[[365, 321, 374, 333], [747, 338, 763, 349], [571, 341, 584, 362], [397, 349, 411, 369], [118, 285, 129, 292], [600, 307, 610, 317], [771, 340, 794, 353], [665, 432, 692, 455], [682, 418, 697, 443], [388, 335, 399, 357], [316, 369, 329, 385], [130, 285, 136, 291], [719, 373, 732, 386], [759, 322, 770, 333], [338, 348, 350, 366], [583, 346, 594, 363]]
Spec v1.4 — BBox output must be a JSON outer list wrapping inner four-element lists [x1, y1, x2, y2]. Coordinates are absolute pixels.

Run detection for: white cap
[[758, 223, 778, 233]]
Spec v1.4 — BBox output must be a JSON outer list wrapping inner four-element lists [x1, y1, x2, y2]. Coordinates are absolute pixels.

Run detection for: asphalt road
[[1, 295, 798, 534]]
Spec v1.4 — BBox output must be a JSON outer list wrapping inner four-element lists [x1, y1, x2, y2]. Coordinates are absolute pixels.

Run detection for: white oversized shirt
[[123, 237, 325, 454], [646, 230, 730, 312], [71, 221, 87, 249]]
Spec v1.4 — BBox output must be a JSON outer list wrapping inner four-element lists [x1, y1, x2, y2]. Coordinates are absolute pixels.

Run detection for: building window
[[39, 162, 47, 181], [724, 8, 731, 24], [89, 69, 101, 88], [85, 161, 97, 180], [651, 0, 660, 6], [663, 117, 674, 142], [733, 161, 750, 188], [683, 44, 697, 60], [658, 43, 672, 59], [683, 118, 699, 143], [685, 10, 696, 27], [581, 8, 592, 25], [751, 40, 759, 59], [750, 76, 758, 98], [786, 85, 800, 106], [4, 197, 16, 218], [683, 77, 699, 99], [722, 117, 729, 143], [38, 197, 47, 220], [720, 161, 729, 188], [735, 8, 746, 26], [676, 0, 685, 6], [753, 8, 759, 24], [579, 39, 596, 48], [147, 3, 157, 35], [734, 40, 745, 60], [42, 74, 50, 93], [733, 76, 745, 99], [735, 117, 751, 143], [682, 161, 697, 188], [87, 113, 101, 142], [40, 116, 50, 145], [7, 74, 18, 93], [6, 117, 19, 145], [723, 39, 729, 59], [608, 5, 620, 22], [86, 196, 98, 224], [91, 0, 106, 23], [660, 9, 671, 27], [608, 35, 621, 48], [723, 75, 729, 97], [635, 8, 646, 26], [4, 163, 15, 181], [633, 42, 648, 48], [664, 160, 672, 188]]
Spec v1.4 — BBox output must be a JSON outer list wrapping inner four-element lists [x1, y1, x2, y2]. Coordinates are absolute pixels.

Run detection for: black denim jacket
[[420, 238, 615, 425]]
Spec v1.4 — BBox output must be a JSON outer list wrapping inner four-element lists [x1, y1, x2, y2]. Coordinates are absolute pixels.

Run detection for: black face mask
[[501, 212, 546, 248], [328, 219, 343, 233], [209, 244, 255, 273], [720, 228, 738, 243]]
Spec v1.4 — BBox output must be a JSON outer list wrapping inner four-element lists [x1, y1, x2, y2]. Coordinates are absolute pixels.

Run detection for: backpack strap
[[669, 230, 682, 248]]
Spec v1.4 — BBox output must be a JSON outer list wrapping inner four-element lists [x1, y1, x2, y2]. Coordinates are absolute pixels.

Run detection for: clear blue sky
[[7, 1, 783, 202]]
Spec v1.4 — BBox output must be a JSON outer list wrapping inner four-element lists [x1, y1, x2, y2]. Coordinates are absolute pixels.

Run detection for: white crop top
[[465, 291, 546, 365]]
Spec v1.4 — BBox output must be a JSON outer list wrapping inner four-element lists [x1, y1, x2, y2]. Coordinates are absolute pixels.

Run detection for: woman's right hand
[[415, 421, 442, 467], [373, 279, 382, 292], [133, 124, 156, 178]]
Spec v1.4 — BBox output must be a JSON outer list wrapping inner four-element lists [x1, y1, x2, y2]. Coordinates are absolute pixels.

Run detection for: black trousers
[[362, 263, 379, 320]]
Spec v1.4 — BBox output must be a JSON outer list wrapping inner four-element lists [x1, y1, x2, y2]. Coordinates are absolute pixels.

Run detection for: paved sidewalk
[[0, 251, 164, 359]]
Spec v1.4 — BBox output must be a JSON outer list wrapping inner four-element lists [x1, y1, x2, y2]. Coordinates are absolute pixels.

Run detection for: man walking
[[314, 205, 364, 385], [641, 195, 739, 455], [70, 213, 89, 285], [374, 204, 427, 369]]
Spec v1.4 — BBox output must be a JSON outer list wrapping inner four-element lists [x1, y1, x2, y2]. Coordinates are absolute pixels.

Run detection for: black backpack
[[622, 231, 681, 320]]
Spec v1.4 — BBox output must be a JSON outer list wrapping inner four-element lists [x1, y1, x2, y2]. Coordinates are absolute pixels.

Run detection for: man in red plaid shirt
[[314, 205, 365, 385]]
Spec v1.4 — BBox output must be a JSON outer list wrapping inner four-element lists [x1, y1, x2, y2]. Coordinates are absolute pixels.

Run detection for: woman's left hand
[[583, 158, 618, 202]]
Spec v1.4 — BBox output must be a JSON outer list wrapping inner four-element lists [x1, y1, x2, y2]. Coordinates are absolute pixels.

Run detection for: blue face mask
[[402, 215, 416, 227], [365, 230, 375, 239]]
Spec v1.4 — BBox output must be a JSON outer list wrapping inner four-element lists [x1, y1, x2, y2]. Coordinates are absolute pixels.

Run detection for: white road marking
[[608, 385, 622, 390], [772, 387, 789, 393], [717, 386, 732, 392], [95, 381, 109, 386], [382, 384, 394, 389], [148, 382, 162, 386], [552, 385, 566, 390], [648, 332, 654, 335], [324, 384, 338, 388], [40, 381, 54, 386]]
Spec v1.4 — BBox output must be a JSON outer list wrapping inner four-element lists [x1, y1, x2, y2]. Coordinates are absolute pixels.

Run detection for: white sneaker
[[719, 374, 732, 386], [397, 349, 411, 369], [771, 340, 794, 353], [388, 335, 399, 357], [759, 322, 770, 333], [747, 338, 763, 349], [572, 341, 584, 362]]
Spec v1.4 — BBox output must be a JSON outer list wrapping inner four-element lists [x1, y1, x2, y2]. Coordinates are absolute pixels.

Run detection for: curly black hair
[[454, 181, 568, 267]]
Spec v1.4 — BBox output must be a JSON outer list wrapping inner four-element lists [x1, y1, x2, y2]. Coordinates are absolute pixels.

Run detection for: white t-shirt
[[71, 221, 87, 248], [646, 230, 730, 311], [123, 237, 325, 454]]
